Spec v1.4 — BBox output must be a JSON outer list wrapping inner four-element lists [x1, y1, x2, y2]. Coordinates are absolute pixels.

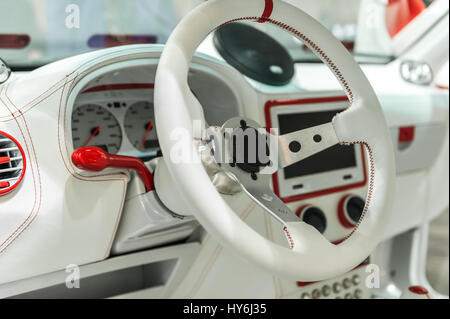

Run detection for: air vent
[[0, 131, 26, 196]]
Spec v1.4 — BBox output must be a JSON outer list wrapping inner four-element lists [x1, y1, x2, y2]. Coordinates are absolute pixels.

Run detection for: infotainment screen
[[278, 110, 357, 179]]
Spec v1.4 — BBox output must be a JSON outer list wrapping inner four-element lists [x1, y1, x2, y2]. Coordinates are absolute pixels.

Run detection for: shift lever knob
[[72, 146, 154, 192]]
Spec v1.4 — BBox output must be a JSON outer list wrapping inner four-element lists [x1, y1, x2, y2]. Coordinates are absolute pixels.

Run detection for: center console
[[265, 95, 371, 298], [265, 96, 367, 202], [264, 95, 368, 243]]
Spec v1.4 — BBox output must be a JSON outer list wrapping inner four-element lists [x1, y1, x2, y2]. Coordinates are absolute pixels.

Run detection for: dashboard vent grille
[[0, 132, 26, 195]]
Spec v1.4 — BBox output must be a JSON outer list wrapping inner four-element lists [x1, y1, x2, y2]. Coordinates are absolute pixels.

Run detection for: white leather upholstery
[[0, 47, 166, 284], [155, 0, 396, 281]]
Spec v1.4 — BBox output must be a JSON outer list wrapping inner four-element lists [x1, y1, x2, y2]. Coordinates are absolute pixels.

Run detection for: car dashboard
[[0, 41, 447, 299], [71, 63, 242, 161]]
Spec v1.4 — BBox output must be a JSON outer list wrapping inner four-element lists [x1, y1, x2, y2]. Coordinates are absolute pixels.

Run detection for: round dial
[[72, 104, 122, 154], [297, 205, 327, 234], [124, 101, 158, 152]]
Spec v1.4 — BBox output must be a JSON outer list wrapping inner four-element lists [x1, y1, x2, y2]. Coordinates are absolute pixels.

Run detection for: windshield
[[0, 0, 432, 69]]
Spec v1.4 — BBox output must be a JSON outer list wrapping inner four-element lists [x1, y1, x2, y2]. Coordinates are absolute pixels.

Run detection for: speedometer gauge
[[72, 104, 122, 154], [124, 101, 159, 152]]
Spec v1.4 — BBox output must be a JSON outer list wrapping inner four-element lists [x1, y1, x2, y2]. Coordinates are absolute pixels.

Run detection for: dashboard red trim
[[337, 194, 357, 228], [0, 131, 27, 196], [82, 83, 154, 93], [264, 96, 368, 203], [72, 146, 154, 192]]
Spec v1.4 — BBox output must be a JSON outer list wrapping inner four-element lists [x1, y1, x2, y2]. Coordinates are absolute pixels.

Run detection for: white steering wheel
[[154, 0, 396, 281]]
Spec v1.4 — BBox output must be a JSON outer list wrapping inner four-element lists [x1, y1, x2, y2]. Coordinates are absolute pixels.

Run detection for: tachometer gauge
[[124, 101, 159, 152], [72, 104, 122, 154]]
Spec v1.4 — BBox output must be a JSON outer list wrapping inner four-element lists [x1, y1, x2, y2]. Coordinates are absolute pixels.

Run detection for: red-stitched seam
[[283, 226, 294, 250], [341, 142, 375, 239], [1, 87, 43, 252], [0, 86, 39, 252], [212, 17, 354, 104], [212, 16, 370, 245], [0, 72, 76, 121], [57, 76, 128, 259], [0, 46, 158, 122], [0, 109, 43, 253]]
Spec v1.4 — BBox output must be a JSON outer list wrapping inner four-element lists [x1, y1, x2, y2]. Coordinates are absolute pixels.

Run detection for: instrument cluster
[[72, 85, 160, 160], [71, 65, 242, 160]]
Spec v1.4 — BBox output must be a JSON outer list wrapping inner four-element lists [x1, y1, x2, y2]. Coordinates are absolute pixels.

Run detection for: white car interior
[[0, 0, 448, 299]]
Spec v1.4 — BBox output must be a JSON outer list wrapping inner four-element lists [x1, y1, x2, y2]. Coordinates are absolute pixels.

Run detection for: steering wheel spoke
[[278, 122, 339, 168], [215, 117, 301, 223], [242, 177, 301, 224]]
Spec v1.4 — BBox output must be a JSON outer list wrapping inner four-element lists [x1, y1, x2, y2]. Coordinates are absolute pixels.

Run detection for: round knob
[[296, 205, 327, 234], [343, 278, 352, 289], [322, 285, 331, 297], [354, 289, 363, 299], [332, 282, 342, 293], [338, 195, 366, 228], [352, 274, 361, 285], [312, 289, 321, 299]]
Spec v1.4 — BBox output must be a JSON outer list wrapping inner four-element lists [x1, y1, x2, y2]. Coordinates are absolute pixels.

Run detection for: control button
[[352, 274, 361, 285], [332, 282, 342, 293], [344, 293, 353, 299], [343, 278, 352, 289], [296, 205, 327, 234], [301, 293, 311, 299], [338, 195, 366, 228], [322, 285, 331, 297], [312, 289, 321, 299], [399, 126, 415, 143], [354, 289, 363, 299]]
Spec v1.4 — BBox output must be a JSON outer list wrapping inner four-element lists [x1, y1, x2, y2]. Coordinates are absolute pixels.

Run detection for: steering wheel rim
[[154, 0, 396, 281]]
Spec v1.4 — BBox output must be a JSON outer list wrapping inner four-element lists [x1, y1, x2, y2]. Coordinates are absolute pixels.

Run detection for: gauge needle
[[140, 121, 154, 150], [83, 126, 101, 147]]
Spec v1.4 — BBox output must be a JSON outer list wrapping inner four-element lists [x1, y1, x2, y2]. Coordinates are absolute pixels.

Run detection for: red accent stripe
[[0, 157, 10, 165], [338, 194, 357, 228], [0, 131, 26, 197], [82, 83, 154, 93], [264, 96, 368, 203], [257, 0, 274, 23]]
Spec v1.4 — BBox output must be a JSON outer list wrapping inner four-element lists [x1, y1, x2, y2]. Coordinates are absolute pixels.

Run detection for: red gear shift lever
[[71, 146, 154, 192]]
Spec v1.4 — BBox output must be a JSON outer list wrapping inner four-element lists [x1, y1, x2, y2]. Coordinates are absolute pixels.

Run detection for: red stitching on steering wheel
[[211, 15, 371, 247]]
